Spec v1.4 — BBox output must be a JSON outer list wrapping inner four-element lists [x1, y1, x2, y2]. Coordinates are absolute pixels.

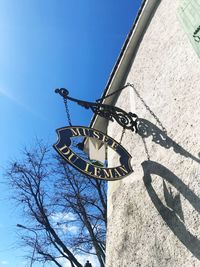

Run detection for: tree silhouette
[[6, 141, 107, 267]]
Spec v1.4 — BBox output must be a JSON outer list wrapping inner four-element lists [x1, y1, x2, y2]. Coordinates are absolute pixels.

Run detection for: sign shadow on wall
[[137, 118, 200, 164], [142, 160, 200, 260]]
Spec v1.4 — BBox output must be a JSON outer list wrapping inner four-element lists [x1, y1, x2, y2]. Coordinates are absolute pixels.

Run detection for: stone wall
[[106, 1, 200, 266]]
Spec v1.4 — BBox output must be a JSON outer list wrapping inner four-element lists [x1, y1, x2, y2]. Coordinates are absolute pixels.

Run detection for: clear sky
[[0, 1, 142, 266]]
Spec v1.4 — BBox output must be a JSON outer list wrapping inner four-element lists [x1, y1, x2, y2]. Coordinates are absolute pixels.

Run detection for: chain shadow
[[137, 118, 200, 164], [142, 160, 200, 260]]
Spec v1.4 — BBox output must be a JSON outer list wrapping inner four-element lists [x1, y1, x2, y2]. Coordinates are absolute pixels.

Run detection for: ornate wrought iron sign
[[53, 126, 133, 180], [53, 87, 138, 180], [55, 88, 138, 133]]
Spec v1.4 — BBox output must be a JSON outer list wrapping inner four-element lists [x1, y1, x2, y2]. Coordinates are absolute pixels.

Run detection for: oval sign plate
[[53, 126, 133, 181]]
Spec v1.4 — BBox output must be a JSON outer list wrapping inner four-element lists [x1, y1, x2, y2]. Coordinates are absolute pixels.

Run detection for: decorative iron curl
[[55, 88, 138, 133]]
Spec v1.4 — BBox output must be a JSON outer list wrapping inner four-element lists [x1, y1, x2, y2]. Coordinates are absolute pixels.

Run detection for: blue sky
[[0, 1, 142, 266]]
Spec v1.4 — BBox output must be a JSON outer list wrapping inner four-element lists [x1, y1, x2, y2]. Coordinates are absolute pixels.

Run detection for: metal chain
[[63, 98, 77, 147], [59, 82, 166, 160], [119, 128, 126, 144], [127, 83, 167, 134], [127, 83, 168, 160], [96, 82, 167, 134], [63, 98, 72, 126], [96, 82, 167, 160]]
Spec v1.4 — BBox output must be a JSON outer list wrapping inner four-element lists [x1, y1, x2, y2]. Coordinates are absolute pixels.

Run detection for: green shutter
[[177, 0, 200, 57]]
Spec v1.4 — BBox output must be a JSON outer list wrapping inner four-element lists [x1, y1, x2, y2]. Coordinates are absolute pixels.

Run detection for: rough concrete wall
[[106, 1, 200, 266]]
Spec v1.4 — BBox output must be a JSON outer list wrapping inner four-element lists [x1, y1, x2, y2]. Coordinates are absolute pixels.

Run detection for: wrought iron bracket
[[55, 88, 138, 132]]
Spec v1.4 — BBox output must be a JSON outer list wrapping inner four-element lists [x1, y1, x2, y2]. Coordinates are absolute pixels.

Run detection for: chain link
[[97, 82, 167, 160], [63, 98, 72, 126], [97, 82, 167, 134], [119, 128, 126, 144], [127, 83, 168, 160], [60, 83, 167, 160], [98, 82, 167, 160], [127, 83, 167, 134]]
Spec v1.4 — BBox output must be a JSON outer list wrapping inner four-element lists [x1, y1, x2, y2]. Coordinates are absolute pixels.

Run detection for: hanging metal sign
[[53, 87, 138, 180], [55, 88, 138, 133], [53, 126, 133, 180]]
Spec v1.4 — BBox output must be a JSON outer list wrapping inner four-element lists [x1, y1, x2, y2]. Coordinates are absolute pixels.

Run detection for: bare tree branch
[[6, 141, 107, 267]]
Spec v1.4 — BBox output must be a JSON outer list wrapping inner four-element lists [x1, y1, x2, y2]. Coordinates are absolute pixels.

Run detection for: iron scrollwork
[[55, 88, 138, 132]]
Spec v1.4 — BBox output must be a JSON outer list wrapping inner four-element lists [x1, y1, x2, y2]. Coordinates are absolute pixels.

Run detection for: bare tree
[[6, 141, 107, 267]]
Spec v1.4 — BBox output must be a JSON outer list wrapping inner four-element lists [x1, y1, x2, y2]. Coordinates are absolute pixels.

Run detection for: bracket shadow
[[137, 118, 200, 164]]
